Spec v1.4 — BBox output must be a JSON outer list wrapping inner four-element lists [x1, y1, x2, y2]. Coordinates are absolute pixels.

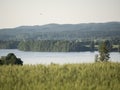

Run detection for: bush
[[0, 53, 23, 65]]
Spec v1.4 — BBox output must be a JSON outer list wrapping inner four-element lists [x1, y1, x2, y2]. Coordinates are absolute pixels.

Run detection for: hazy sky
[[0, 0, 120, 28]]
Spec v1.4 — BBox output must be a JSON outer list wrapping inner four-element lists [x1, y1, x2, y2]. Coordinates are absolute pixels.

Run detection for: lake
[[0, 49, 119, 65]]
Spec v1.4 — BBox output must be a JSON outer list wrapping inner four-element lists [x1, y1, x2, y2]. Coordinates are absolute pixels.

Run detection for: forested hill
[[0, 22, 120, 40]]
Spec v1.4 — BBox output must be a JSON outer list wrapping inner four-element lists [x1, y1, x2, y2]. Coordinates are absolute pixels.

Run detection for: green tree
[[98, 40, 112, 62], [0, 53, 23, 65]]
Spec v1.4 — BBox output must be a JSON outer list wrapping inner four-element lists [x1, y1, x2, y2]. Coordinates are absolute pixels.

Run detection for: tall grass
[[0, 63, 120, 90]]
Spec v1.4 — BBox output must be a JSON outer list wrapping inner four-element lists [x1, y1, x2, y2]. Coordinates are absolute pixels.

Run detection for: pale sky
[[0, 0, 120, 28]]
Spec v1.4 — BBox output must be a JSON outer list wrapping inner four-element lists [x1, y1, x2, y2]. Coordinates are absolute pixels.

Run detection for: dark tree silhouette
[[0, 53, 23, 65]]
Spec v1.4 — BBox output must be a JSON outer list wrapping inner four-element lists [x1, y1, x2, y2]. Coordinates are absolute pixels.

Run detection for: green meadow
[[0, 63, 120, 90]]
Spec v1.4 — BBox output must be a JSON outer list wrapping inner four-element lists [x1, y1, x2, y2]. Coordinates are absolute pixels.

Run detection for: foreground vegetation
[[0, 63, 120, 90]]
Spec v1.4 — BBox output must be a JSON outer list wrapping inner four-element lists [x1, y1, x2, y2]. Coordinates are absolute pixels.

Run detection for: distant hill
[[0, 22, 120, 40]]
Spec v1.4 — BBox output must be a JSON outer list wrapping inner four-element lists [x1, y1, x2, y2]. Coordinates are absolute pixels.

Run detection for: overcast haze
[[0, 0, 120, 28]]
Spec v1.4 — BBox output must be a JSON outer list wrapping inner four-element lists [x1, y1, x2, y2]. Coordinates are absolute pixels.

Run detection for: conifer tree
[[98, 40, 112, 62]]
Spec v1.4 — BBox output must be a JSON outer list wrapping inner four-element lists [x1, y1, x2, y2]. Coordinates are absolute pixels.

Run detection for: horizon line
[[0, 21, 120, 29]]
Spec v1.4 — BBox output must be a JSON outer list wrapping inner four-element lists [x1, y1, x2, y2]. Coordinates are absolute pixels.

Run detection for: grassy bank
[[0, 63, 120, 90]]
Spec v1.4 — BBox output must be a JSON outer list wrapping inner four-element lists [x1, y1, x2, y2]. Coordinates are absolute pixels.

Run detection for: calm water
[[0, 49, 119, 65]]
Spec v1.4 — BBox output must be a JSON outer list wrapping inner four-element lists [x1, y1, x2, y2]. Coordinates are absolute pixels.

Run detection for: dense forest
[[18, 40, 120, 52], [0, 40, 119, 52], [0, 22, 120, 40], [0, 22, 120, 52], [18, 40, 91, 52], [0, 41, 19, 49]]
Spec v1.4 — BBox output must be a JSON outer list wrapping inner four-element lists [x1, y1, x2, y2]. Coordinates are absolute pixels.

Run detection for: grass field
[[0, 63, 120, 90]]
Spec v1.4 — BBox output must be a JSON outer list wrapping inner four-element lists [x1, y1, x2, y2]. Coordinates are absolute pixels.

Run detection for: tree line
[[0, 40, 119, 52], [18, 40, 92, 52]]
